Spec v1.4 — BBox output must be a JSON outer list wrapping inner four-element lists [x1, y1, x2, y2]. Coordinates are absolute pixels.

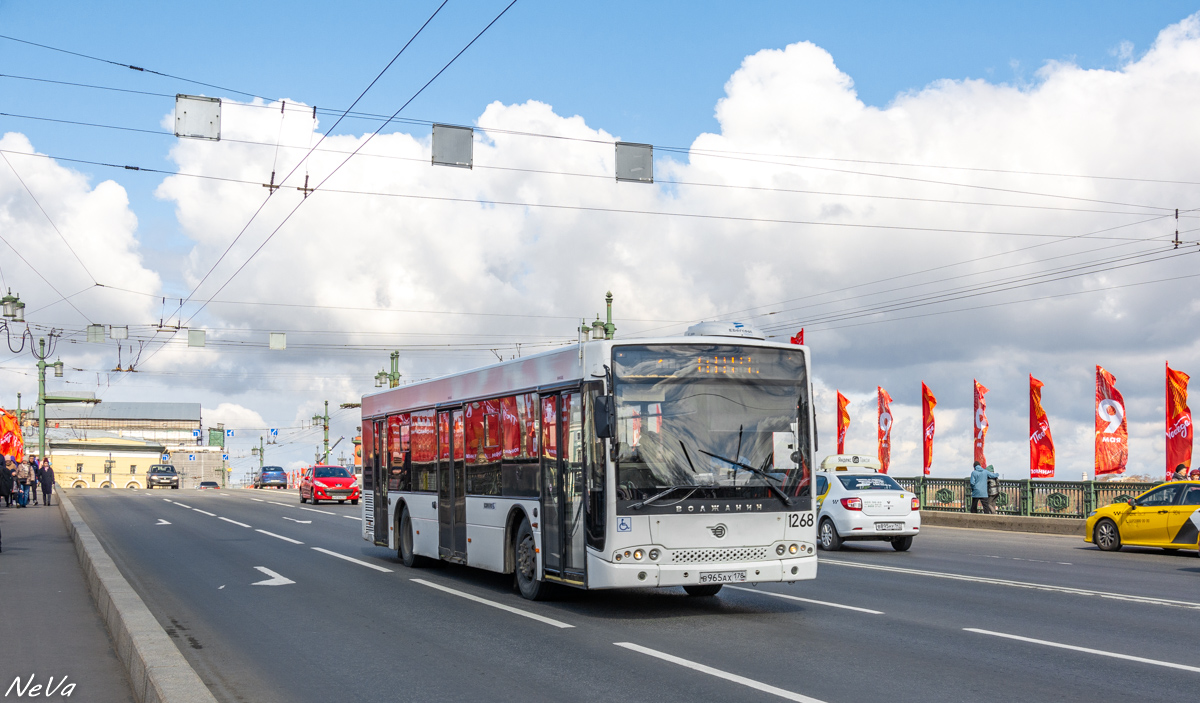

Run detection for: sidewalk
[[0, 496, 135, 702]]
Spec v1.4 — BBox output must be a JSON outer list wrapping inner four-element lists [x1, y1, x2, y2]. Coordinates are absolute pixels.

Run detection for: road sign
[[269, 428, 278, 437], [162, 454, 170, 462], [192, 429, 201, 438], [188, 454, 196, 461], [226, 429, 235, 437], [222, 454, 229, 461]]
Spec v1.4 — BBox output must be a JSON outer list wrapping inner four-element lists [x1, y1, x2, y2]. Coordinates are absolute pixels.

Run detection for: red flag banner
[[1029, 375, 1055, 478], [973, 380, 989, 467], [0, 409, 24, 462], [1095, 366, 1129, 477], [836, 391, 850, 455], [1166, 362, 1192, 480], [790, 329, 805, 345], [877, 387, 893, 474], [921, 382, 936, 475]]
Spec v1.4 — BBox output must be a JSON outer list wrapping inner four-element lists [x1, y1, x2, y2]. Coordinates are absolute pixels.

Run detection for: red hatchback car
[[300, 465, 360, 505]]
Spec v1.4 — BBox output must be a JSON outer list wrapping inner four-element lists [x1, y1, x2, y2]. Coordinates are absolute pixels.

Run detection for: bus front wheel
[[398, 507, 422, 568], [683, 584, 722, 597], [514, 518, 548, 601]]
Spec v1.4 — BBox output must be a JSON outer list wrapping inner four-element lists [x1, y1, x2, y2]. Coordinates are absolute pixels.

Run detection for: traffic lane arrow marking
[[156, 519, 171, 525], [281, 517, 311, 524], [251, 567, 295, 586]]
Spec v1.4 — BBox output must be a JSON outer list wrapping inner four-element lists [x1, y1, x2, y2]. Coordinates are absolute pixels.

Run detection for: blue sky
[[2, 0, 1197, 282]]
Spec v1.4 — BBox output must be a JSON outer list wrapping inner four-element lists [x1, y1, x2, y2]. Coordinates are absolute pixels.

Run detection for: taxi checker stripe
[[824, 559, 1200, 610]]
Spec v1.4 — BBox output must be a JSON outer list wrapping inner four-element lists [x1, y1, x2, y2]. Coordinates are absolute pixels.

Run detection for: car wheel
[[312, 496, 320, 505], [819, 518, 843, 551], [891, 536, 914, 552], [1094, 518, 1122, 551], [683, 584, 723, 597], [398, 507, 422, 568], [300, 493, 307, 503], [351, 499, 359, 505], [514, 518, 547, 600], [147, 485, 153, 490], [171, 485, 178, 490]]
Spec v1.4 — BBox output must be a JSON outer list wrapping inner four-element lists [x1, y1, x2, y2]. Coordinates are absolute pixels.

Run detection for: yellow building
[[49, 435, 166, 489]]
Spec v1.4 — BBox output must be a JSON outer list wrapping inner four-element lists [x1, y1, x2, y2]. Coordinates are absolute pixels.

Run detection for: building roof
[[44, 402, 201, 422]]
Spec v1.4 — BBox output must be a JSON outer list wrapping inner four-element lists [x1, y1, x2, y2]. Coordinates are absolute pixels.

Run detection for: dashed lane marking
[[255, 529, 303, 545], [824, 559, 1200, 610], [965, 628, 1200, 674], [193, 509, 217, 516], [172, 502, 192, 509], [614, 642, 823, 702], [219, 517, 252, 528], [299, 506, 336, 515], [343, 516, 362, 521], [268, 502, 291, 507], [411, 578, 573, 629], [311, 547, 393, 572], [251, 498, 264, 502], [727, 586, 884, 614]]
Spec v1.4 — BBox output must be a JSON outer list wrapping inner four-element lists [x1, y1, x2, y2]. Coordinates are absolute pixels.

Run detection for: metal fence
[[893, 477, 1161, 519]]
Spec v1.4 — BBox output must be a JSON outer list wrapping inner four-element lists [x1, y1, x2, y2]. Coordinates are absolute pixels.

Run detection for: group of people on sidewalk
[[0, 454, 55, 553]]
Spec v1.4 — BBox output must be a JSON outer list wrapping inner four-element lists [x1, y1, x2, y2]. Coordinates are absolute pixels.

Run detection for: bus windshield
[[613, 344, 811, 508]]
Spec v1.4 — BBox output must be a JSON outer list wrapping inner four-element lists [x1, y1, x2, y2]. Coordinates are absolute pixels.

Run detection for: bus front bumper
[[585, 553, 817, 590]]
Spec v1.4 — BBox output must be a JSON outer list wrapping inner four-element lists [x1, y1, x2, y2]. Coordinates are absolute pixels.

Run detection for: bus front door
[[438, 409, 468, 562], [541, 392, 586, 585], [373, 419, 388, 546]]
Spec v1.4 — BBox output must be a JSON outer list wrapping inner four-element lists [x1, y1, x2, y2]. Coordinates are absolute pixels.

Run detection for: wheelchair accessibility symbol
[[617, 517, 632, 532]]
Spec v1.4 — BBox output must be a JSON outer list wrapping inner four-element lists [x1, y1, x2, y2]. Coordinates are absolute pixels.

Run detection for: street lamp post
[[312, 401, 330, 464], [375, 351, 402, 388]]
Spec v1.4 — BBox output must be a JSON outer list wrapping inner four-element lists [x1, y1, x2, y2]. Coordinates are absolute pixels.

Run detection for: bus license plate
[[876, 522, 903, 531], [698, 570, 747, 584]]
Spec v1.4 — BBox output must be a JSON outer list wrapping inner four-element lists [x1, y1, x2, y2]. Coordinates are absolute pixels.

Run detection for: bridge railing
[[891, 477, 1161, 518]]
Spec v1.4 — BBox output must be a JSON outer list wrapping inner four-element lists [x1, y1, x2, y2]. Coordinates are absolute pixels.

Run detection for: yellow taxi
[[1085, 480, 1200, 552]]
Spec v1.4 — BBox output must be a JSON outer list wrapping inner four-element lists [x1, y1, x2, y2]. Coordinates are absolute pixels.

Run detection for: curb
[[919, 510, 1084, 536], [57, 490, 219, 703]]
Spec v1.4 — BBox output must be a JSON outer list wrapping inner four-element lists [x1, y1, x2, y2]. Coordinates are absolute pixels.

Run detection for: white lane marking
[[965, 628, 1200, 674], [268, 502, 291, 507], [218, 585, 225, 590], [251, 567, 295, 586], [727, 586, 883, 614], [173, 502, 192, 509], [312, 547, 393, 572], [282, 517, 311, 524], [251, 498, 264, 502], [343, 515, 362, 521], [299, 506, 335, 515], [614, 642, 823, 702], [971, 554, 1073, 566], [256, 529, 304, 545], [193, 509, 217, 516], [824, 559, 1200, 610], [219, 517, 252, 528], [411, 578, 574, 629], [162, 498, 171, 502], [156, 519, 171, 525]]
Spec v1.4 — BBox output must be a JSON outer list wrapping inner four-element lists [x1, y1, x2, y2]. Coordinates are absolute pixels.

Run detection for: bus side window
[[362, 421, 375, 492], [584, 385, 605, 550], [500, 393, 539, 497], [388, 414, 409, 492], [410, 409, 437, 492]]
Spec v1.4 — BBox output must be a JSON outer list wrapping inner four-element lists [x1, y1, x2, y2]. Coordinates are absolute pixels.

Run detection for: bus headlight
[[633, 549, 644, 560], [776, 544, 786, 556], [789, 544, 799, 554]]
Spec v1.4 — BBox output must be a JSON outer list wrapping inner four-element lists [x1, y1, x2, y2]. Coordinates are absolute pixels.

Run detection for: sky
[[1, 1, 1198, 480]]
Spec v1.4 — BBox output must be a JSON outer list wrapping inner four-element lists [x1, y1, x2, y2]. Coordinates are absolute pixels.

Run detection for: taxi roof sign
[[819, 454, 882, 472]]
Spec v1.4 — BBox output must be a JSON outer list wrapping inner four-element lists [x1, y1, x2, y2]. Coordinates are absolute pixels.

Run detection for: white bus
[[360, 321, 817, 600]]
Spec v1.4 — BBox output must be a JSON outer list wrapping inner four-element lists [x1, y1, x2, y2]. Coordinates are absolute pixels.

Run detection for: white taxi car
[[815, 454, 920, 551]]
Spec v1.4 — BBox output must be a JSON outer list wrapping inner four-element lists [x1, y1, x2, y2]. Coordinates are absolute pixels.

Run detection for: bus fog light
[[791, 566, 799, 575], [615, 553, 622, 561], [637, 571, 647, 581], [789, 544, 799, 554], [648, 549, 660, 560], [624, 550, 631, 558], [634, 549, 644, 560], [776, 544, 786, 556]]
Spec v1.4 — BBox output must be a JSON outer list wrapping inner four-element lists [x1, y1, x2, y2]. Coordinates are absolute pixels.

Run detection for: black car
[[147, 464, 180, 489]]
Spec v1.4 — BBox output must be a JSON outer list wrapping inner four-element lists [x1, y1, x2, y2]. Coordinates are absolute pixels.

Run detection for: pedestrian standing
[[0, 457, 12, 507], [29, 457, 40, 506], [1172, 464, 1188, 481], [970, 461, 998, 514], [40, 461, 54, 507], [14, 459, 32, 507]]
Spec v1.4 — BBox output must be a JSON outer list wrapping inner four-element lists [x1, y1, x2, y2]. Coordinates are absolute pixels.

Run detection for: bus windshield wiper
[[629, 484, 696, 510], [697, 449, 793, 507]]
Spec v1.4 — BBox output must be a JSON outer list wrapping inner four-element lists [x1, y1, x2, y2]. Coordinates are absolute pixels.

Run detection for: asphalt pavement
[[65, 487, 1200, 703]]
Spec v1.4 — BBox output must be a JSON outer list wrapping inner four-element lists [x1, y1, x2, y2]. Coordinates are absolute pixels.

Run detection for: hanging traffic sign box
[[174, 95, 221, 141]]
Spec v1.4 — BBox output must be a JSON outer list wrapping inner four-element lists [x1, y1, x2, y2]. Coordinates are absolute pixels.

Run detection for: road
[[67, 488, 1199, 703]]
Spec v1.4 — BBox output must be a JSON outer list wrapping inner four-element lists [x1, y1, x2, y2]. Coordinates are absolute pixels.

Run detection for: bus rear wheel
[[514, 518, 547, 601], [683, 584, 722, 597]]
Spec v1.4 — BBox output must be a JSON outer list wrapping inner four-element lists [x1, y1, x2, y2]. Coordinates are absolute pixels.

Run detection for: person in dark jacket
[[0, 456, 12, 507], [970, 462, 998, 514], [40, 462, 54, 506], [29, 457, 41, 506]]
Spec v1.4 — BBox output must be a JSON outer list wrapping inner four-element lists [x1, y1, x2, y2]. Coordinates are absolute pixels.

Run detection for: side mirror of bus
[[594, 395, 615, 439]]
